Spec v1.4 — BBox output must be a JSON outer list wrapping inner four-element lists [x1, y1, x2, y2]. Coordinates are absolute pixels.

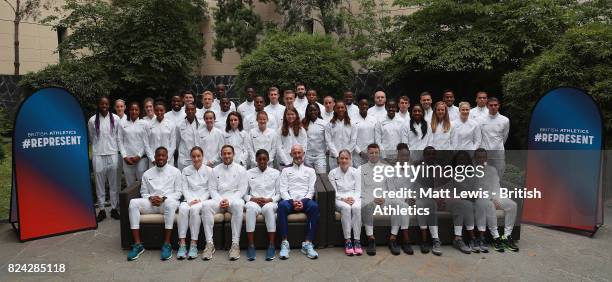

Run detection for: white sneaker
[[202, 242, 215, 261], [228, 243, 240, 261], [279, 240, 290, 260]]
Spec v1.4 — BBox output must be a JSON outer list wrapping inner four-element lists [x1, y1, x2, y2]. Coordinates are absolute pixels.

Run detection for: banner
[[523, 87, 603, 233], [12, 87, 97, 241]]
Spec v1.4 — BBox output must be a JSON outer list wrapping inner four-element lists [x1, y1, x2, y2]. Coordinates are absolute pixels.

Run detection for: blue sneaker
[[301, 241, 318, 259], [265, 245, 276, 261], [161, 243, 173, 261], [247, 245, 256, 261], [177, 244, 187, 260], [279, 240, 290, 260], [127, 243, 145, 261], [187, 244, 198, 260]]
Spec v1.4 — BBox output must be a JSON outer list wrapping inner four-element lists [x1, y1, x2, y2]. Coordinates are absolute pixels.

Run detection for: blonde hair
[[431, 101, 451, 133], [458, 101, 471, 109], [202, 91, 214, 98]]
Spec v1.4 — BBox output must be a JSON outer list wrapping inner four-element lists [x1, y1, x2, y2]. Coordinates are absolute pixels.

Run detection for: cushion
[[140, 212, 224, 224], [223, 212, 307, 223]]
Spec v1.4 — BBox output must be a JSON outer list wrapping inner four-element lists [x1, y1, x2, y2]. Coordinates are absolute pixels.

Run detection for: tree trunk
[[14, 17, 20, 75], [13, 0, 21, 76]]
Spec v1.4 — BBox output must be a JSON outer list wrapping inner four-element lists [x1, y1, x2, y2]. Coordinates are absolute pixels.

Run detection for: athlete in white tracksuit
[[176, 147, 212, 259], [401, 121, 431, 150], [326, 120, 357, 170], [352, 98, 377, 167], [474, 159, 502, 248], [88, 97, 120, 221], [429, 102, 456, 151], [375, 101, 403, 161], [244, 150, 280, 252], [214, 110, 230, 130], [223, 128, 249, 167], [413, 147, 442, 255], [359, 145, 411, 255], [474, 148, 518, 251], [400, 104, 431, 163], [277, 109, 308, 167], [469, 91, 489, 121], [215, 97, 232, 132], [166, 107, 186, 128], [264, 102, 286, 129], [176, 105, 201, 170], [118, 113, 148, 187], [304, 116, 328, 173], [328, 152, 362, 246], [325, 102, 357, 171], [453, 117, 482, 151], [478, 98, 510, 177], [247, 111, 278, 167], [144, 104, 177, 167], [222, 112, 249, 167], [438, 151, 478, 254], [198, 111, 225, 167], [245, 95, 275, 129], [114, 100, 127, 200], [429, 120, 455, 150], [247, 111, 278, 168], [277, 126, 307, 167], [470, 105, 487, 121], [367, 90, 387, 123], [202, 146, 248, 253], [244, 110, 279, 132], [128, 147, 181, 255]]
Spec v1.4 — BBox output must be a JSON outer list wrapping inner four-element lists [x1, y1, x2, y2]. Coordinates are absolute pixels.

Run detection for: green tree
[[212, 0, 373, 62], [235, 32, 354, 97], [384, 0, 579, 82], [212, 0, 264, 61], [336, 0, 396, 73], [19, 0, 207, 107], [0, 107, 10, 162], [266, 0, 343, 34], [19, 59, 114, 113], [503, 23, 612, 148]]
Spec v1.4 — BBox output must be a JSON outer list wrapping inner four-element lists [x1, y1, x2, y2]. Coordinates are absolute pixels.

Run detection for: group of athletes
[[88, 83, 518, 262]]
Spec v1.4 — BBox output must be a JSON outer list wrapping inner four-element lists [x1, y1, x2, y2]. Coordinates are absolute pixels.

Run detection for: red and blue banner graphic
[[11, 87, 97, 241], [523, 87, 603, 233]]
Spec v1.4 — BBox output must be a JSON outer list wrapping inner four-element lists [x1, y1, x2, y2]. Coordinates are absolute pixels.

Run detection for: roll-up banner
[[11, 87, 97, 241], [523, 87, 604, 234]]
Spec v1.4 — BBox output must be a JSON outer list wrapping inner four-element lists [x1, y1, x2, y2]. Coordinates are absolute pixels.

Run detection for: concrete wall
[[0, 1, 60, 75]]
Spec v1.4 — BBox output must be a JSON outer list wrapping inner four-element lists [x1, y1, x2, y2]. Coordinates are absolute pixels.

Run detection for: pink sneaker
[[344, 241, 355, 256], [353, 240, 363, 256]]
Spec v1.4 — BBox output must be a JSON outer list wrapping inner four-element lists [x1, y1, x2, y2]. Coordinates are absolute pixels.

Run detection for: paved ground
[[0, 201, 611, 282]]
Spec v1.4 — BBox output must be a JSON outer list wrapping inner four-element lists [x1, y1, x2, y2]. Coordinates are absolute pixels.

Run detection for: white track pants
[[92, 154, 119, 210], [128, 198, 179, 230], [336, 199, 362, 240], [177, 201, 204, 239], [203, 199, 244, 244], [122, 157, 148, 187], [245, 201, 277, 233]]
